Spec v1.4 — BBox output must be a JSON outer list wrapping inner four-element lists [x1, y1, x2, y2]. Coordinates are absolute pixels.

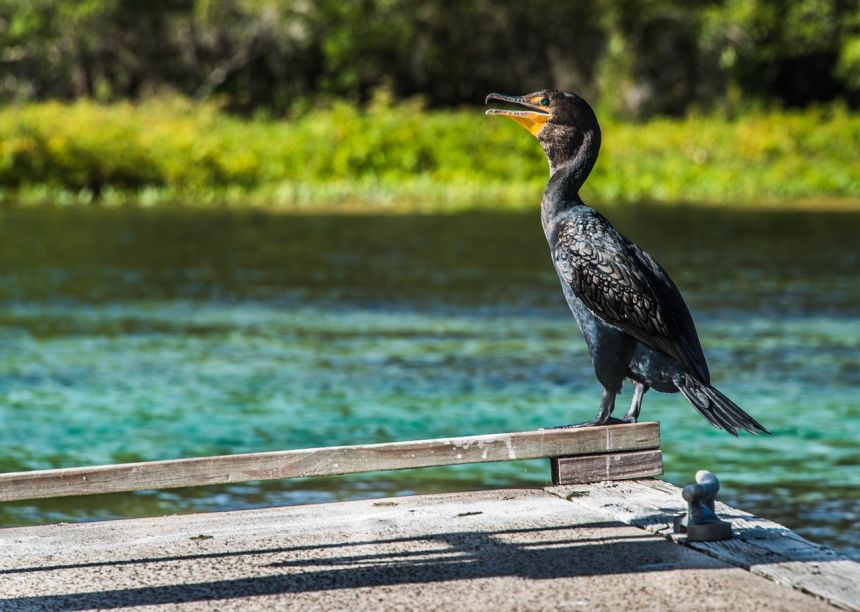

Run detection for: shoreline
[[3, 188, 860, 214]]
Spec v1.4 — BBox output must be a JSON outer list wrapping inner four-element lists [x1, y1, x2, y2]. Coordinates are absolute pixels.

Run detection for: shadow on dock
[[2, 487, 852, 611], [2, 521, 726, 609]]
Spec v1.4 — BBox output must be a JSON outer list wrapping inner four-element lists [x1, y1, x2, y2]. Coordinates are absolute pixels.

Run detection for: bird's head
[[485, 89, 601, 175]]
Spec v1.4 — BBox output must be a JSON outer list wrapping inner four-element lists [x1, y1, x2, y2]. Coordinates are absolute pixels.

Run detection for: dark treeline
[[1, 0, 858, 117]]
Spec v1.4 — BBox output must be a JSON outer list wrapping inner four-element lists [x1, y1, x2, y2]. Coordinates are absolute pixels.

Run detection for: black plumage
[[486, 90, 769, 436]]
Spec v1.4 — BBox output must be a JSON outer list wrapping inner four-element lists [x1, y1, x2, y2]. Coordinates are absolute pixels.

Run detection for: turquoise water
[[0, 207, 857, 559]]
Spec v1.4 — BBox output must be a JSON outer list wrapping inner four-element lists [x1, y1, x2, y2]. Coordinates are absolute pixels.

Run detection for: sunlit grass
[[1, 96, 858, 211]]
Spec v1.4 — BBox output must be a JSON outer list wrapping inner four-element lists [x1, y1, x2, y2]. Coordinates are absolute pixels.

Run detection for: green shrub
[[0, 97, 858, 210]]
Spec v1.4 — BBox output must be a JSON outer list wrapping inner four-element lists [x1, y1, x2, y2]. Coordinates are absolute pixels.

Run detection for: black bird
[[486, 90, 769, 436]]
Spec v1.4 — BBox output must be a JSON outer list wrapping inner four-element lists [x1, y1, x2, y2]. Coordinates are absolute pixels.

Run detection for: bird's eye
[[539, 97, 550, 106]]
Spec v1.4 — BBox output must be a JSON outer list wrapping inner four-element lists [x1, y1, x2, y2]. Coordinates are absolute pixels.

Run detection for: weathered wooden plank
[[546, 479, 860, 611], [550, 450, 663, 485], [0, 422, 659, 502]]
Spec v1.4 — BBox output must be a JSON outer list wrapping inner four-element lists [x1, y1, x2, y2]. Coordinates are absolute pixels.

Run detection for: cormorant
[[486, 90, 769, 436]]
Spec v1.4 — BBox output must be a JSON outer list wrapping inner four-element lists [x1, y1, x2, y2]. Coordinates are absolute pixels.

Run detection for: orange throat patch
[[505, 111, 549, 135]]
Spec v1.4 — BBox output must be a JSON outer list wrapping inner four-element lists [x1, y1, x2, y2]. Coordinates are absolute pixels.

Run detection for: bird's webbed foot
[[545, 388, 638, 429], [549, 416, 627, 430]]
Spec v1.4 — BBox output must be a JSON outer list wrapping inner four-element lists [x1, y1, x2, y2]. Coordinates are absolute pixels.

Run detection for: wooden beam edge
[[0, 423, 661, 502]]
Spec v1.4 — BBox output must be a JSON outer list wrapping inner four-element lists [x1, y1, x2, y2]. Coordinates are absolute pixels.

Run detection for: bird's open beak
[[485, 93, 550, 136]]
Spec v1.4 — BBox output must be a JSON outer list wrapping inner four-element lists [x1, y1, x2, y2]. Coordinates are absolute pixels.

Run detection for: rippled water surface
[[0, 207, 857, 559]]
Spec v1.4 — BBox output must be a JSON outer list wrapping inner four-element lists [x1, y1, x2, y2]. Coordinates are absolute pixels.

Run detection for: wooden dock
[[551, 479, 860, 611], [1, 423, 857, 610]]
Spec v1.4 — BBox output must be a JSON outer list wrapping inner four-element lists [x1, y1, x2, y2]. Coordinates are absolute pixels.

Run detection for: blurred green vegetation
[[1, 0, 858, 116], [2, 96, 858, 210], [1, 1, 858, 209]]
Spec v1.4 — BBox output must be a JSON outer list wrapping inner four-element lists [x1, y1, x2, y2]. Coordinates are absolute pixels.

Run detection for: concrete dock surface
[[2, 483, 857, 611]]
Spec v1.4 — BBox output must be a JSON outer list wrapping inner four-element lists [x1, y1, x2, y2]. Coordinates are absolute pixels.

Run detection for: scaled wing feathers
[[552, 213, 709, 381]]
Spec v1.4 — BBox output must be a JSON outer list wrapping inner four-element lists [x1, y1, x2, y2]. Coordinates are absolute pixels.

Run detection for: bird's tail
[[676, 376, 770, 436]]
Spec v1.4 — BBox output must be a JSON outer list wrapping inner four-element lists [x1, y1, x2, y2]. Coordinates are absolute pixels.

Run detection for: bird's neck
[[540, 129, 600, 226]]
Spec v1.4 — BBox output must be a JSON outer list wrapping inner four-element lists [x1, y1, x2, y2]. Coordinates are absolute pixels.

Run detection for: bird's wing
[[552, 211, 710, 382]]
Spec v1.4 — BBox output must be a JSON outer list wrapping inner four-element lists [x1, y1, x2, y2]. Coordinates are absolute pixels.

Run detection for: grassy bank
[[1, 97, 858, 211]]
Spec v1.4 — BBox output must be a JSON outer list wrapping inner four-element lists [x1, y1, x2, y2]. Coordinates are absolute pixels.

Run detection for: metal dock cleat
[[673, 470, 733, 541]]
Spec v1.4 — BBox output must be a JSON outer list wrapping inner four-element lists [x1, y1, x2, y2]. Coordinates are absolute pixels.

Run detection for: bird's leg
[[551, 389, 625, 429], [622, 382, 649, 423]]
